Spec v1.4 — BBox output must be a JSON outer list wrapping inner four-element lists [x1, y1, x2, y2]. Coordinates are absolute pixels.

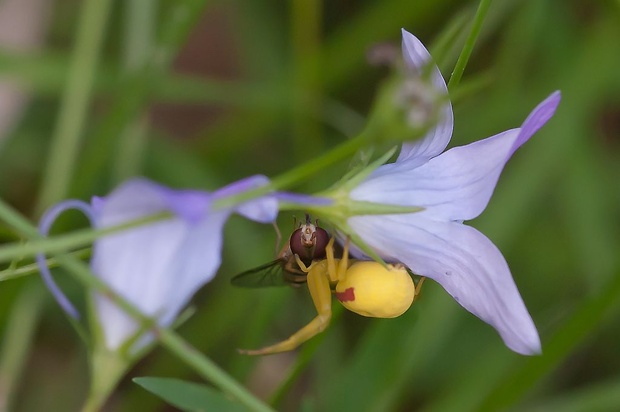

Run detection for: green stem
[[0, 212, 169, 265], [213, 128, 376, 210], [113, 0, 158, 183], [36, 0, 113, 214], [291, 0, 323, 160], [0, 248, 91, 282], [0, 285, 44, 411], [447, 0, 493, 91]]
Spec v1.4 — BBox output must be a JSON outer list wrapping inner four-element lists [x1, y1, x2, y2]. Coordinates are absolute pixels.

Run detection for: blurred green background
[[0, 0, 619, 410]]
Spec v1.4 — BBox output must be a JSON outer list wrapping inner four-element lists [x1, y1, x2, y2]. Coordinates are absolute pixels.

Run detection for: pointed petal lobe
[[397, 29, 454, 164], [348, 214, 541, 355], [215, 175, 278, 223], [351, 91, 560, 222]]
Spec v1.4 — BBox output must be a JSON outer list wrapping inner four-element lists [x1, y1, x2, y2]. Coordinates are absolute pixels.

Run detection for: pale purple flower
[[346, 30, 561, 355], [37, 176, 277, 350]]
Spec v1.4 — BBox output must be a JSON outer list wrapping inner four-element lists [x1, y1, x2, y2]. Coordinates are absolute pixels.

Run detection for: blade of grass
[[0, 284, 45, 411], [36, 0, 113, 214], [447, 0, 493, 90], [73, 0, 214, 197], [290, 0, 323, 160], [0, 248, 91, 282], [113, 0, 159, 183]]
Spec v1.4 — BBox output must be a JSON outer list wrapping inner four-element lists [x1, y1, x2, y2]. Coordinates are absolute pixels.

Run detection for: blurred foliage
[[0, 0, 619, 411]]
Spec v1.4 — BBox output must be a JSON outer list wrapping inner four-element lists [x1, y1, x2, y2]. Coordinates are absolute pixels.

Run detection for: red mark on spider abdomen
[[336, 287, 355, 302]]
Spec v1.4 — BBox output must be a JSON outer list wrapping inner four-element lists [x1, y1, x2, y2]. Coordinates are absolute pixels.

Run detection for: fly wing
[[230, 259, 290, 288]]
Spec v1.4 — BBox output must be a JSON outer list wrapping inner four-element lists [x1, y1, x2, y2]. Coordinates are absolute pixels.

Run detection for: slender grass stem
[[113, 0, 158, 183], [291, 0, 323, 160], [0, 212, 168, 265], [36, 0, 113, 214], [447, 0, 493, 91]]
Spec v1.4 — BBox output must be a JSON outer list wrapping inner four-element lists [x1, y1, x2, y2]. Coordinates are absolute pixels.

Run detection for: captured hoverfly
[[231, 214, 332, 288]]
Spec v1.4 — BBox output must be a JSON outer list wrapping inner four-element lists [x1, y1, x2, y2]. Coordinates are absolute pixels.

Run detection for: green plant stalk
[[113, 0, 158, 183], [0, 285, 44, 411], [291, 0, 323, 159], [0, 248, 91, 282], [0, 212, 169, 265], [213, 127, 380, 211], [36, 0, 113, 214], [447, 0, 493, 91]]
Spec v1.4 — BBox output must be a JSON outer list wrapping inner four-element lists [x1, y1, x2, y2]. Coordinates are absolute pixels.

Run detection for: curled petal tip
[[37, 199, 95, 319], [509, 91, 562, 157]]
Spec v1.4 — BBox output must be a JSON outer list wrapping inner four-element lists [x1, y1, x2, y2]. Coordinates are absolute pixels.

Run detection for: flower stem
[[447, 0, 493, 91], [213, 128, 376, 211], [0, 212, 169, 265]]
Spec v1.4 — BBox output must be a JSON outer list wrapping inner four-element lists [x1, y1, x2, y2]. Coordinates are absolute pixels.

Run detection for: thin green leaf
[[134, 377, 249, 412]]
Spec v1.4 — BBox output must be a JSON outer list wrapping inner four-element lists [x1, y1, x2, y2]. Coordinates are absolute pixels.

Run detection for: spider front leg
[[238, 259, 333, 356], [325, 236, 349, 283]]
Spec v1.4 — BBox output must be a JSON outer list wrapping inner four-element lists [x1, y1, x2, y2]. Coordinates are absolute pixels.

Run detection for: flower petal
[[397, 29, 454, 164], [508, 90, 561, 157], [348, 214, 541, 355], [214, 175, 278, 223], [90, 178, 222, 350], [351, 92, 561, 222]]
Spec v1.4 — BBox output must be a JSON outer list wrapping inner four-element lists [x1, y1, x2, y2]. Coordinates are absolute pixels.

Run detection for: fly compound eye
[[289, 227, 305, 257], [312, 227, 330, 260]]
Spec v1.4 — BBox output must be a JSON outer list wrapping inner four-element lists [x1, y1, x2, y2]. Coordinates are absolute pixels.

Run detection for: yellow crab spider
[[238, 238, 425, 356]]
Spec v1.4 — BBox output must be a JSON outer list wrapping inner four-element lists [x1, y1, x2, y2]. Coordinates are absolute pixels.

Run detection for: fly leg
[[238, 262, 332, 355]]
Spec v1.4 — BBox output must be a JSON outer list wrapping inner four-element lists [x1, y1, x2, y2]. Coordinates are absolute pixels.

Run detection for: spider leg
[[325, 237, 338, 282], [238, 262, 332, 355], [336, 238, 350, 283], [414, 276, 426, 301]]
